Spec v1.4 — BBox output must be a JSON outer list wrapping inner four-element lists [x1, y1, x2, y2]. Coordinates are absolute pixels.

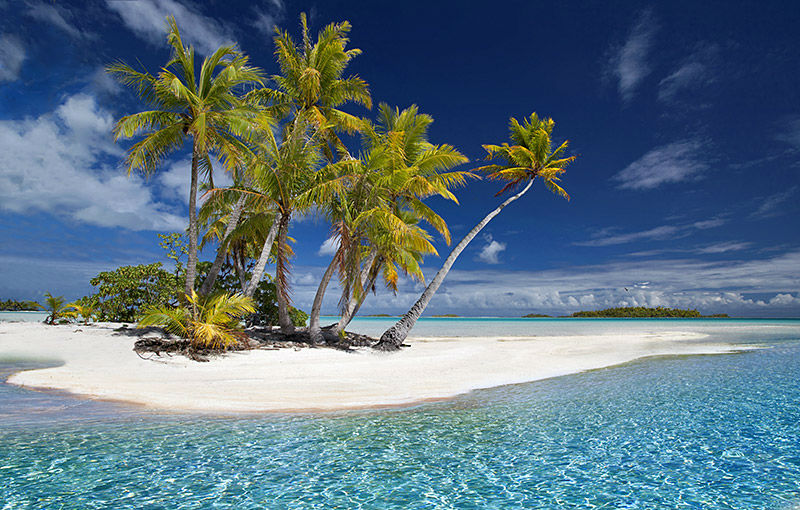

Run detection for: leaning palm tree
[[377, 113, 575, 350], [108, 17, 265, 295]]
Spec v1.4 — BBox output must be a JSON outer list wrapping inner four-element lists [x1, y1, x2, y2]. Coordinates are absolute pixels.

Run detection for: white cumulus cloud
[[318, 237, 339, 256], [0, 93, 186, 231], [477, 235, 506, 264]]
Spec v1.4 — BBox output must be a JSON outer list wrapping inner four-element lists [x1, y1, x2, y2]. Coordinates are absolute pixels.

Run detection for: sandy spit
[[0, 321, 748, 413]]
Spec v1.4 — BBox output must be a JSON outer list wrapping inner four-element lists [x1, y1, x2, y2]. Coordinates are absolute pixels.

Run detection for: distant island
[[569, 307, 729, 318], [1, 298, 42, 312], [431, 314, 461, 318], [522, 313, 552, 318]]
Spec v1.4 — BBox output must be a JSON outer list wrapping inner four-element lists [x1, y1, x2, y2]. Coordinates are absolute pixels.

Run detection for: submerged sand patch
[[1, 321, 751, 413]]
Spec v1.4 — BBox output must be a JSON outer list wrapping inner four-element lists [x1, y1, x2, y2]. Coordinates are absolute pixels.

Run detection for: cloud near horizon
[[279, 247, 800, 317], [0, 92, 186, 231]]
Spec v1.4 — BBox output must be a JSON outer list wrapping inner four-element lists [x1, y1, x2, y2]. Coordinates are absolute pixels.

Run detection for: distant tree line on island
[[522, 307, 730, 318], [0, 299, 42, 311]]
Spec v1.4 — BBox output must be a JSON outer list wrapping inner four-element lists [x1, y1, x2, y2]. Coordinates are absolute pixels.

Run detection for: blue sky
[[1, 0, 799, 316]]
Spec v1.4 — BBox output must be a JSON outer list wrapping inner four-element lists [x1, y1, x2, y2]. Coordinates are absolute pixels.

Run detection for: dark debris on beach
[[116, 324, 379, 362]]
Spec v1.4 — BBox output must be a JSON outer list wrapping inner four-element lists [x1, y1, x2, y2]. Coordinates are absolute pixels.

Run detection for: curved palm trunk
[[377, 181, 534, 350], [308, 256, 338, 343], [198, 194, 247, 295], [244, 217, 280, 297], [185, 141, 200, 296], [333, 252, 379, 333], [336, 263, 379, 333], [275, 212, 295, 334]]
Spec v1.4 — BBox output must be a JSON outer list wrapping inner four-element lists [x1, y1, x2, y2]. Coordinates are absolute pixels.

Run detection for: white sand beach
[[0, 321, 749, 412]]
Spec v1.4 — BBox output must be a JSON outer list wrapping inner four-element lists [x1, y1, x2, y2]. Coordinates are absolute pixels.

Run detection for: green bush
[[88, 263, 181, 322]]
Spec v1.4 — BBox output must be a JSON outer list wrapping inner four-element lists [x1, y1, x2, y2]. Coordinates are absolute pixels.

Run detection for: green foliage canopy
[[89, 263, 181, 322]]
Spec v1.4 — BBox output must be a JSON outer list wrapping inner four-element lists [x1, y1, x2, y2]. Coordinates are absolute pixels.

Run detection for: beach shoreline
[[1, 321, 753, 413]]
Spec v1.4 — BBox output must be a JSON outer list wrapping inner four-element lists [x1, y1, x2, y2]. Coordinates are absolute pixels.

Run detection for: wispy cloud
[[0, 93, 185, 231], [694, 241, 752, 254], [775, 116, 800, 151], [0, 35, 25, 82], [752, 187, 798, 219], [26, 2, 88, 39], [105, 0, 235, 55], [477, 234, 506, 264], [658, 45, 718, 103], [252, 0, 285, 37], [577, 218, 725, 247], [607, 9, 657, 102], [613, 140, 709, 190]]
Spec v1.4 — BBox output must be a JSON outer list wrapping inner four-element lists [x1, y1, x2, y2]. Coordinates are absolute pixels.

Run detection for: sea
[[1, 314, 799, 508]]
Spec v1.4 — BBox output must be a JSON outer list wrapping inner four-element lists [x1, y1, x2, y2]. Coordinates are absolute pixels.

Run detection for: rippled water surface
[[2, 319, 800, 508]]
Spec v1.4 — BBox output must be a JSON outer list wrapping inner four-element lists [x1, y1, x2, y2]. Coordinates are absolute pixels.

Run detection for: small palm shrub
[[43, 292, 68, 325], [137, 291, 256, 349], [65, 300, 98, 325]]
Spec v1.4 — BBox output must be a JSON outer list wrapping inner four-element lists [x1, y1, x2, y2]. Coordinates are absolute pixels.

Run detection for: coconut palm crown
[[107, 17, 266, 295], [475, 113, 573, 199]]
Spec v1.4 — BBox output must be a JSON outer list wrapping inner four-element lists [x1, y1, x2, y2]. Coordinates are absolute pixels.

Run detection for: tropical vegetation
[[98, 14, 577, 351], [42, 292, 68, 325], [0, 299, 41, 311], [138, 291, 256, 349], [377, 113, 574, 349], [571, 307, 728, 318]]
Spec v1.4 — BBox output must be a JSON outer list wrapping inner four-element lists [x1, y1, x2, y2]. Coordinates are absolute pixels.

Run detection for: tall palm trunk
[[333, 251, 378, 333], [336, 263, 379, 333], [185, 140, 200, 296], [244, 217, 280, 297], [275, 211, 295, 333], [198, 194, 247, 295], [308, 256, 338, 343], [377, 181, 534, 350], [234, 250, 247, 293]]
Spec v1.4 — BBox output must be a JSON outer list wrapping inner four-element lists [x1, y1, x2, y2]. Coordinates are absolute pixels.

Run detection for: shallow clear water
[[2, 319, 800, 508], [0, 311, 48, 322]]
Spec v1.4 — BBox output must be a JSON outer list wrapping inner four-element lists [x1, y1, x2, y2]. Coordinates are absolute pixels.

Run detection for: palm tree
[[138, 291, 255, 350], [306, 105, 471, 341], [108, 17, 265, 295], [42, 292, 67, 325], [377, 113, 575, 350], [248, 13, 371, 159], [65, 300, 97, 325], [239, 112, 330, 333]]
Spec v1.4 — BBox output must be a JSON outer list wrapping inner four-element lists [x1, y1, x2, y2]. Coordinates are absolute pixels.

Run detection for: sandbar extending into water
[[0, 321, 748, 412]]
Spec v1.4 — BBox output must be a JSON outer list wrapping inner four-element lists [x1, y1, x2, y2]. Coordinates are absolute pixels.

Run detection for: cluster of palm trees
[[109, 14, 575, 349]]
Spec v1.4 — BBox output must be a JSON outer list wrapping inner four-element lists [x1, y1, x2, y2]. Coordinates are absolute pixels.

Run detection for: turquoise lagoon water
[[2, 318, 800, 508], [0, 311, 48, 322]]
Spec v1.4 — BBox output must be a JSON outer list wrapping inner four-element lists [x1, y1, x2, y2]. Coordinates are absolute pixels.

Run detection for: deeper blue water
[[1, 319, 800, 508]]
